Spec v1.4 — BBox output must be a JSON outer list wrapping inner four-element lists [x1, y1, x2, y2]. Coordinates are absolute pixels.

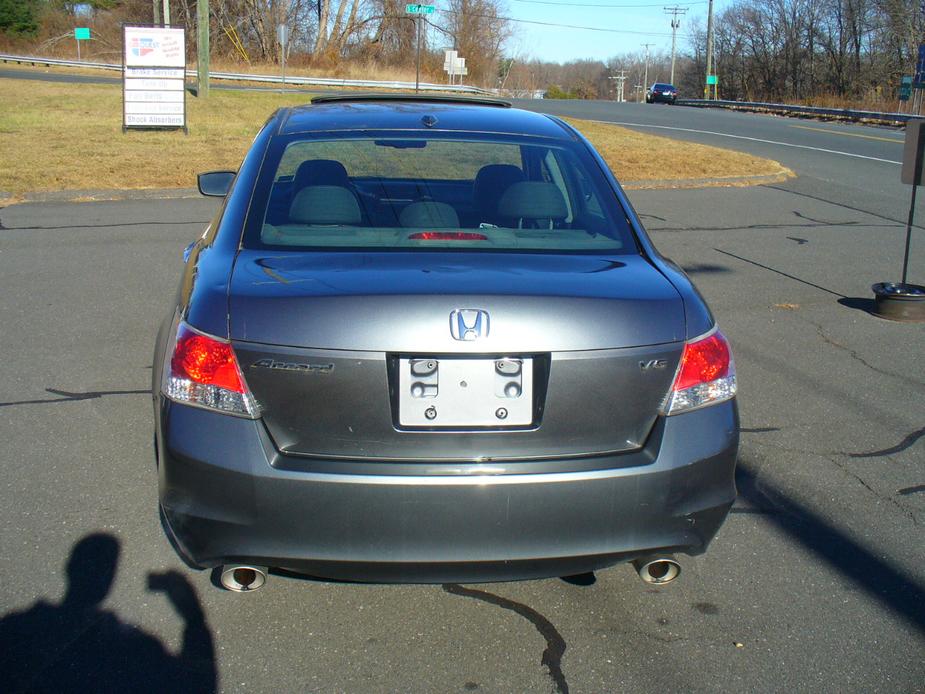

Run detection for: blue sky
[[438, 0, 732, 64]]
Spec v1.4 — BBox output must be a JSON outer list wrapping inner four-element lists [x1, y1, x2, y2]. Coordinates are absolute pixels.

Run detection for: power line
[[437, 8, 689, 38]]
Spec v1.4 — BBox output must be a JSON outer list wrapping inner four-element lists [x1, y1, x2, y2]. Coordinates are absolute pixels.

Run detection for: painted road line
[[789, 124, 904, 144], [592, 121, 902, 165]]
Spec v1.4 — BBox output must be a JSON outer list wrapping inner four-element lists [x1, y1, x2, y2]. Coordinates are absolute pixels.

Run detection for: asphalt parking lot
[[0, 171, 922, 692]]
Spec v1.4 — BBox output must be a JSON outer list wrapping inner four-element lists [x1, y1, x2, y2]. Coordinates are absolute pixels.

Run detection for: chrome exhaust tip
[[220, 565, 267, 592], [632, 556, 681, 585]]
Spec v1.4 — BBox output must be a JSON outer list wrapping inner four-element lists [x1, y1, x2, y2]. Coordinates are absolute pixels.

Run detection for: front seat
[[399, 201, 460, 228], [288, 185, 362, 226], [473, 164, 525, 226], [497, 181, 568, 229], [293, 159, 352, 189]]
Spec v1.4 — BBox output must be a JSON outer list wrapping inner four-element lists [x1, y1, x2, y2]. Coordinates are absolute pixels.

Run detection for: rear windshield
[[653, 84, 675, 90], [242, 132, 636, 253]]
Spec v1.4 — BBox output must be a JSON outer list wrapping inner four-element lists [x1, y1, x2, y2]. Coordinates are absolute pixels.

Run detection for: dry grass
[[0, 79, 313, 193], [563, 117, 791, 183], [0, 77, 791, 196]]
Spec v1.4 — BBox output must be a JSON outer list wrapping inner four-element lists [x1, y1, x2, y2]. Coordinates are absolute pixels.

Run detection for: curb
[[622, 170, 794, 190], [3, 187, 200, 205]]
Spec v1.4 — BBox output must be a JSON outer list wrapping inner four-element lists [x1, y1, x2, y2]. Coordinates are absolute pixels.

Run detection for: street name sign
[[122, 25, 187, 131], [406, 4, 436, 14], [706, 74, 718, 86]]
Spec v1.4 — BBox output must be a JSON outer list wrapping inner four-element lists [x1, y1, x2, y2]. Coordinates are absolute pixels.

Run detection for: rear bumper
[[156, 399, 738, 582]]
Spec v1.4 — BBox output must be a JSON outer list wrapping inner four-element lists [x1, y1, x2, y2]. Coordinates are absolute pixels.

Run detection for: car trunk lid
[[229, 251, 685, 461]]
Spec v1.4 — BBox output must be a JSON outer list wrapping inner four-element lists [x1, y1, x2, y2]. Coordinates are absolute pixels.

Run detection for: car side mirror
[[197, 171, 236, 197]]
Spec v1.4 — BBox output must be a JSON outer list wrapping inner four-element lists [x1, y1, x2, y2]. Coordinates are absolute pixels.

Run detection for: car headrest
[[473, 164, 525, 213], [497, 181, 568, 221], [289, 186, 362, 225], [399, 202, 460, 228], [293, 159, 350, 189]]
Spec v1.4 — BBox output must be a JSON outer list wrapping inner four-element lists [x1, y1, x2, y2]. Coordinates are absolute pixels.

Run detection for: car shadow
[[736, 462, 925, 635], [0, 533, 217, 693]]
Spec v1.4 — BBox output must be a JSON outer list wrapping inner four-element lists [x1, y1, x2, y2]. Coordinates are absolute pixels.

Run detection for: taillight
[[663, 330, 736, 415], [162, 320, 260, 417]]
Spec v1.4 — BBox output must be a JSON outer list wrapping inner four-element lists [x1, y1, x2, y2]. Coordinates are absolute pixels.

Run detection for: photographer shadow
[[0, 533, 216, 693]]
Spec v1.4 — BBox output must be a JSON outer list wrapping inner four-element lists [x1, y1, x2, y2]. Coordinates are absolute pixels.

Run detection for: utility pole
[[197, 0, 209, 97], [704, 0, 715, 99], [162, 0, 170, 25], [415, 15, 421, 93], [609, 70, 627, 102], [641, 43, 654, 93], [153, 0, 160, 24], [664, 6, 687, 85]]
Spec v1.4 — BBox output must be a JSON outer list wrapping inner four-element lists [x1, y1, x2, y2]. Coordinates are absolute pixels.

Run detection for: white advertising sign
[[124, 78, 186, 91], [122, 25, 187, 131], [124, 26, 186, 68], [124, 90, 185, 103], [125, 114, 185, 126], [125, 67, 184, 79]]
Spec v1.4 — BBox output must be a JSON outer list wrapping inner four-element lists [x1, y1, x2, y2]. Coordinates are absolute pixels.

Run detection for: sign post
[[405, 5, 434, 93], [74, 27, 90, 60], [122, 25, 187, 133], [277, 24, 288, 91], [870, 120, 925, 320]]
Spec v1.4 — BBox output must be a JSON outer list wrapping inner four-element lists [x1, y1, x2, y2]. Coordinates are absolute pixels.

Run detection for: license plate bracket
[[398, 357, 533, 427]]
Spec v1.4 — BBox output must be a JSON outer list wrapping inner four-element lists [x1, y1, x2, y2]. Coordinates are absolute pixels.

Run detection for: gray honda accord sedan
[[153, 94, 738, 592]]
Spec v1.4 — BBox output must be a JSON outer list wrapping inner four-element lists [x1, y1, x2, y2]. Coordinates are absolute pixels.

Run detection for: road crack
[[745, 440, 920, 525], [443, 584, 568, 694], [808, 320, 925, 388]]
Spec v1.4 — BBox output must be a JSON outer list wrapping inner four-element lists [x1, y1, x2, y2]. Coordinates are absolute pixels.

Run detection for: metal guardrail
[[0, 52, 490, 94], [676, 98, 919, 126]]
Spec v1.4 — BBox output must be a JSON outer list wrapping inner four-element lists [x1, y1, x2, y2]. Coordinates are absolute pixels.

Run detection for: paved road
[[1, 88, 924, 692], [518, 99, 911, 227]]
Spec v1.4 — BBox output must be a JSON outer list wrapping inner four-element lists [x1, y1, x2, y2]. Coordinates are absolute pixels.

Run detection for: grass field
[[0, 77, 791, 197]]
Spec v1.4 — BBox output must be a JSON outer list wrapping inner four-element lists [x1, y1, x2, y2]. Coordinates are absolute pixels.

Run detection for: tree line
[[2, 0, 923, 103], [681, 0, 923, 104], [0, 0, 511, 85]]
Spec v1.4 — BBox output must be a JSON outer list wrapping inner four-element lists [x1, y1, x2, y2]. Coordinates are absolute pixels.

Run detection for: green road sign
[[706, 74, 718, 86], [74, 27, 90, 40], [900, 75, 913, 101], [406, 4, 435, 14]]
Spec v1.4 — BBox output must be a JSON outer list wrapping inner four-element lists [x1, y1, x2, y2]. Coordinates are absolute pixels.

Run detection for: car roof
[[276, 94, 574, 139]]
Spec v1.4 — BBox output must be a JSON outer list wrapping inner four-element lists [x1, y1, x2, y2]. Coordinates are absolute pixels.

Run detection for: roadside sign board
[[900, 76, 913, 101], [277, 24, 288, 48], [122, 25, 187, 131], [915, 44, 925, 87], [406, 4, 435, 14], [444, 51, 467, 77], [706, 74, 718, 86], [74, 27, 90, 40], [901, 120, 925, 186]]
